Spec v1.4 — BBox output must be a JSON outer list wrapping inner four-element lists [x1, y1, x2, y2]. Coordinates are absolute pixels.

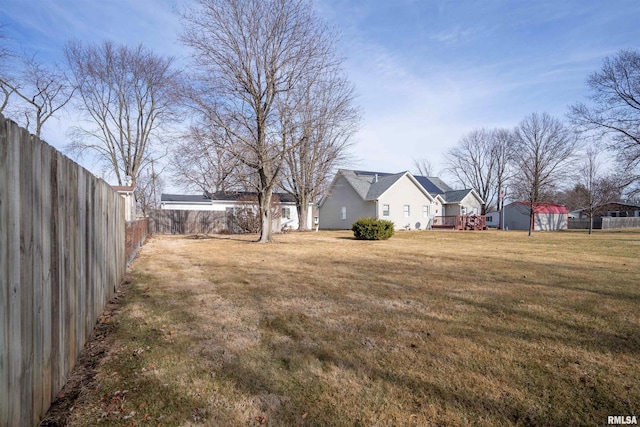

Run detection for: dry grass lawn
[[62, 229, 639, 426]]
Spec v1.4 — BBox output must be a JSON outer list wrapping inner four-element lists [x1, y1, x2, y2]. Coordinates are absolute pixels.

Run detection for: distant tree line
[[0, 0, 361, 242], [3, 9, 640, 238], [434, 49, 640, 235]]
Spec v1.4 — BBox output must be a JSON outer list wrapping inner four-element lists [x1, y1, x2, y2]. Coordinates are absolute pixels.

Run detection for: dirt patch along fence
[[0, 114, 126, 426]]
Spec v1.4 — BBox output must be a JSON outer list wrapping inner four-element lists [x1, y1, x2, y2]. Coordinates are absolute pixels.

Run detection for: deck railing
[[432, 215, 486, 230]]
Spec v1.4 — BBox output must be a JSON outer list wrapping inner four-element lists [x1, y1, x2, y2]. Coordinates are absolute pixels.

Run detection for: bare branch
[[65, 40, 180, 187], [412, 158, 434, 178], [181, 0, 352, 240], [511, 112, 578, 235], [444, 127, 514, 214], [568, 49, 640, 195]]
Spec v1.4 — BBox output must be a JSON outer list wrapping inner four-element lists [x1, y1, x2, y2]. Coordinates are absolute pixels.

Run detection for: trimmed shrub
[[352, 217, 395, 240]]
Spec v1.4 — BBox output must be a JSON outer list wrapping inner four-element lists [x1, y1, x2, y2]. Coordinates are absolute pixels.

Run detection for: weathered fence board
[[126, 219, 149, 265], [568, 218, 603, 229], [150, 209, 227, 235], [0, 114, 126, 426], [569, 217, 640, 230], [602, 217, 640, 229], [0, 118, 7, 426]]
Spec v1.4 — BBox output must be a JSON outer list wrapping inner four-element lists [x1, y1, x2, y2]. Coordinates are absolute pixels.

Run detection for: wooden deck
[[432, 215, 487, 230]]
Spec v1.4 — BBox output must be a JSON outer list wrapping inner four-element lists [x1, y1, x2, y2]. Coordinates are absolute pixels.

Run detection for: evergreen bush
[[351, 218, 395, 240]]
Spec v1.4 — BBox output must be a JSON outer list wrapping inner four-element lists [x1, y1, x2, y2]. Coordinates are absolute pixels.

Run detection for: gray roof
[[414, 176, 452, 195], [331, 169, 480, 204], [339, 170, 407, 200], [161, 192, 296, 203], [442, 189, 474, 203], [161, 194, 211, 203], [208, 191, 296, 203], [414, 176, 480, 204]]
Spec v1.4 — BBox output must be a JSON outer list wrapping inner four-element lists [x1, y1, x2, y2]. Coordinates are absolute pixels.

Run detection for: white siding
[[319, 175, 375, 229], [377, 175, 435, 230], [161, 200, 310, 230]]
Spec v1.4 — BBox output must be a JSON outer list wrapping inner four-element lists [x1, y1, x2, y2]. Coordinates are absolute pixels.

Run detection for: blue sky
[[2, 0, 640, 180]]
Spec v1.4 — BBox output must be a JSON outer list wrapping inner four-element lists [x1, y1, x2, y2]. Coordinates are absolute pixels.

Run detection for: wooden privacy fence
[[602, 217, 640, 229], [568, 218, 604, 230], [125, 218, 149, 265], [150, 209, 227, 234], [0, 115, 126, 426], [569, 217, 640, 230]]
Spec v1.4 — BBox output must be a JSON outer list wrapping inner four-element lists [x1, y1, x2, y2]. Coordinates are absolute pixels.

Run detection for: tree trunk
[[296, 194, 310, 231], [528, 205, 534, 237], [258, 189, 273, 243]]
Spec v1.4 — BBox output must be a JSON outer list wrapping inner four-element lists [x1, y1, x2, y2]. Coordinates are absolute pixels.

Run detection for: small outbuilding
[[502, 202, 568, 231], [113, 185, 136, 222]]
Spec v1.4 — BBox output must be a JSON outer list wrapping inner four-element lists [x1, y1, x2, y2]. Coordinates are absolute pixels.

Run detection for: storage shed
[[502, 202, 568, 231]]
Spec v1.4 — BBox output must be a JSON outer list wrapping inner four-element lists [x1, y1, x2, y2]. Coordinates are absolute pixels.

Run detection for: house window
[[423, 205, 430, 218], [282, 207, 291, 219], [382, 204, 390, 216], [403, 205, 410, 217], [341, 206, 347, 220], [487, 215, 493, 222]]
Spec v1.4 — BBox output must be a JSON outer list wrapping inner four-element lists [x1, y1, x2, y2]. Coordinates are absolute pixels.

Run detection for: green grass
[[65, 230, 640, 426]]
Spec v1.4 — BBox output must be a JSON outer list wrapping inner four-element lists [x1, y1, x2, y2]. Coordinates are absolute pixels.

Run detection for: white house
[[318, 170, 438, 230], [318, 169, 487, 230], [160, 191, 313, 231]]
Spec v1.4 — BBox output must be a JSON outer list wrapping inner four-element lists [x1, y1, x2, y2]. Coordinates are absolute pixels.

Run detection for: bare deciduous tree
[[511, 112, 578, 236], [491, 129, 513, 212], [0, 28, 73, 136], [135, 160, 165, 217], [0, 26, 12, 114], [65, 41, 180, 187], [281, 70, 359, 230], [569, 49, 640, 197], [0, 81, 12, 115], [181, 0, 342, 242], [170, 121, 244, 194], [413, 157, 434, 177], [574, 148, 621, 234], [444, 127, 514, 214], [0, 56, 74, 137]]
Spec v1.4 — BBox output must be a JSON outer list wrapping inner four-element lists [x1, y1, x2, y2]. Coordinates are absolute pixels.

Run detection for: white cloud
[[430, 25, 477, 45]]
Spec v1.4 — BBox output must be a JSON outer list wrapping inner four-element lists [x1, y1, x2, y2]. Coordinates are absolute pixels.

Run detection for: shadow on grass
[[119, 234, 640, 426], [219, 318, 616, 427], [447, 293, 640, 355], [185, 234, 258, 243]]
